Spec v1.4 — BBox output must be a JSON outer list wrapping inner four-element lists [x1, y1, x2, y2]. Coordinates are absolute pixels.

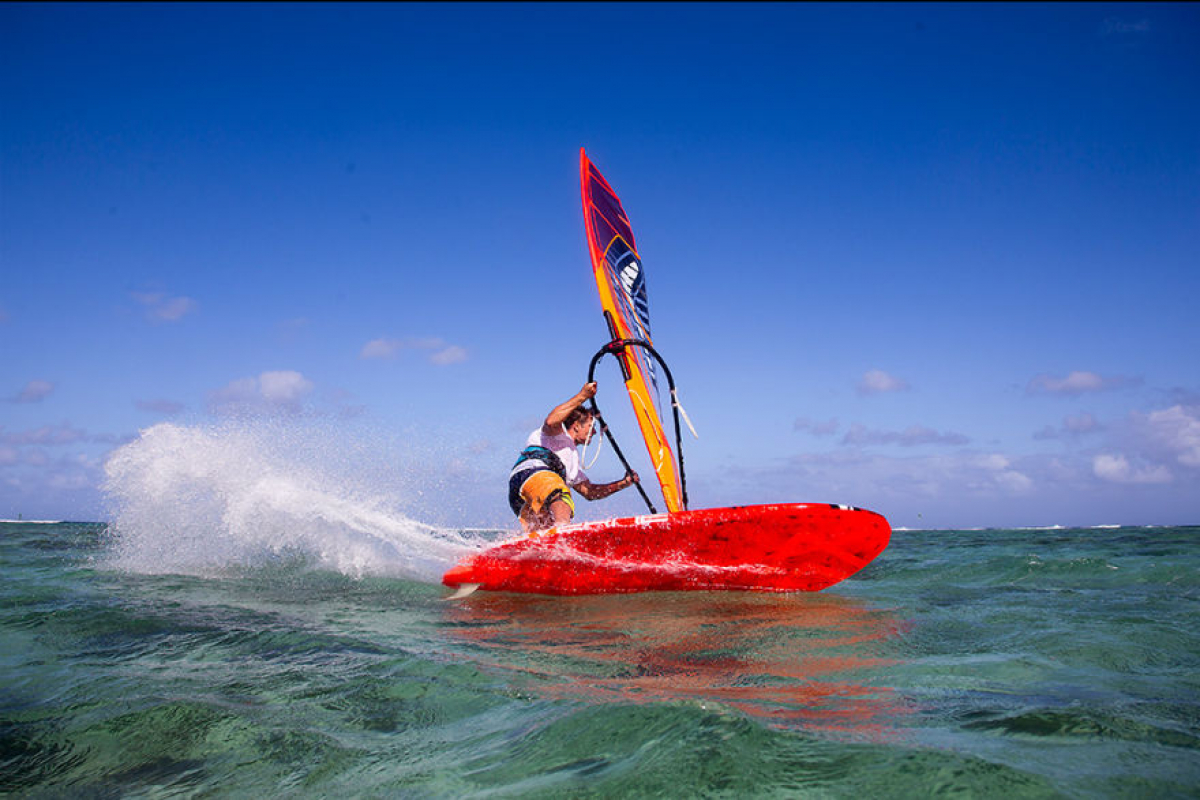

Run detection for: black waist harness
[[510, 445, 567, 480]]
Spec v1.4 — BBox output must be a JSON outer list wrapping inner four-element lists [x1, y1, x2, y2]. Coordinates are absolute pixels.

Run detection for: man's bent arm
[[542, 382, 598, 434]]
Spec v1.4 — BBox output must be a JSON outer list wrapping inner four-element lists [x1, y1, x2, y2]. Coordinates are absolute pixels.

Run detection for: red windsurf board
[[442, 503, 890, 596]]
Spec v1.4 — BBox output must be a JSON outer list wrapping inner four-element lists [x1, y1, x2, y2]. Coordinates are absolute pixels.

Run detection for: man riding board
[[508, 382, 639, 532]]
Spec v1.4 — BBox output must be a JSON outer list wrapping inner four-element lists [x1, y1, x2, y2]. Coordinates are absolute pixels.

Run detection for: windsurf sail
[[579, 149, 684, 513]]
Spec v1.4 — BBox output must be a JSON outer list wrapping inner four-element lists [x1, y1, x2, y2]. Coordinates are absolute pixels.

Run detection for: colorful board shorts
[[516, 470, 575, 517], [508, 446, 575, 518]]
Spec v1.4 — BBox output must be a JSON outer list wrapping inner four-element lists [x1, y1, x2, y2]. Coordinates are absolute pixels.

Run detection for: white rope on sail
[[671, 389, 699, 439]]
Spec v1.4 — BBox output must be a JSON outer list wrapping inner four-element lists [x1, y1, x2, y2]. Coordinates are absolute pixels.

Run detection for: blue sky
[[2, 3, 1198, 528]]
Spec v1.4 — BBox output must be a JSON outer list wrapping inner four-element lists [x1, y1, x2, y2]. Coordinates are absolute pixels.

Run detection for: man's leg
[[548, 498, 573, 527]]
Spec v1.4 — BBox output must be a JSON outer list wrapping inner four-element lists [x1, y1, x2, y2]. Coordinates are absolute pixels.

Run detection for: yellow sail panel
[[580, 149, 683, 513]]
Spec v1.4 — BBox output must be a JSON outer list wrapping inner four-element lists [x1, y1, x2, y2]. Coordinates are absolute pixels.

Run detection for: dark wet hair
[[564, 407, 594, 428]]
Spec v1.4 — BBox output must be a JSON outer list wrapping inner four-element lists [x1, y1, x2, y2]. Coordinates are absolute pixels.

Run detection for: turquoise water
[[3, 520, 1197, 797]]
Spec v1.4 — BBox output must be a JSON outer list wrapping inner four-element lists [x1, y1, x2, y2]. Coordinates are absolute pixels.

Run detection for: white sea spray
[[102, 421, 491, 581]]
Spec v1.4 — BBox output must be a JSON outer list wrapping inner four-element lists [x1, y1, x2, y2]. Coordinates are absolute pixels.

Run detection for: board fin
[[443, 583, 482, 600]]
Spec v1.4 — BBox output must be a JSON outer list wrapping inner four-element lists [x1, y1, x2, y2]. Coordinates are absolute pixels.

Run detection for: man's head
[[563, 407, 596, 445]]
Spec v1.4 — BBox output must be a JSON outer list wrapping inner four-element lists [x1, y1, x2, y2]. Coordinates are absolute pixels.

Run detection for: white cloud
[[1082, 404, 1200, 488], [361, 338, 403, 359], [1026, 371, 1138, 397], [12, 379, 55, 404], [209, 370, 314, 415], [842, 423, 969, 447], [132, 291, 196, 322], [1093, 454, 1172, 485], [0, 443, 109, 519], [259, 371, 314, 403], [430, 344, 468, 365], [994, 469, 1034, 494], [1141, 405, 1200, 468], [973, 453, 1010, 471], [360, 336, 467, 365], [697, 399, 1200, 525], [857, 369, 909, 396], [759, 449, 1037, 507], [962, 453, 1033, 494]]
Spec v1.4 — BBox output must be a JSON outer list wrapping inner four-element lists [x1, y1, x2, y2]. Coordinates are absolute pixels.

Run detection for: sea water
[[2, 427, 1198, 797]]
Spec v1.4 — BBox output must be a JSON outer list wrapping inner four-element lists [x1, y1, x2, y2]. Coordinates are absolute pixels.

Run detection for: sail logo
[[602, 228, 661, 404], [609, 248, 649, 335], [620, 259, 641, 296]]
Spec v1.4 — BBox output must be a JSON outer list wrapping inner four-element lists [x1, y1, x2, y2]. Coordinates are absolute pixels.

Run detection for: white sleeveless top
[[525, 427, 588, 486]]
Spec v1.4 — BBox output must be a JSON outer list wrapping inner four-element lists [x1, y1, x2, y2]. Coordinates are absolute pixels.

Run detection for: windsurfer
[[509, 381, 639, 532]]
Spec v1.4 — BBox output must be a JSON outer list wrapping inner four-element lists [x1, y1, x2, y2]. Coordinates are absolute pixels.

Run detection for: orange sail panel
[[579, 149, 684, 513]]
